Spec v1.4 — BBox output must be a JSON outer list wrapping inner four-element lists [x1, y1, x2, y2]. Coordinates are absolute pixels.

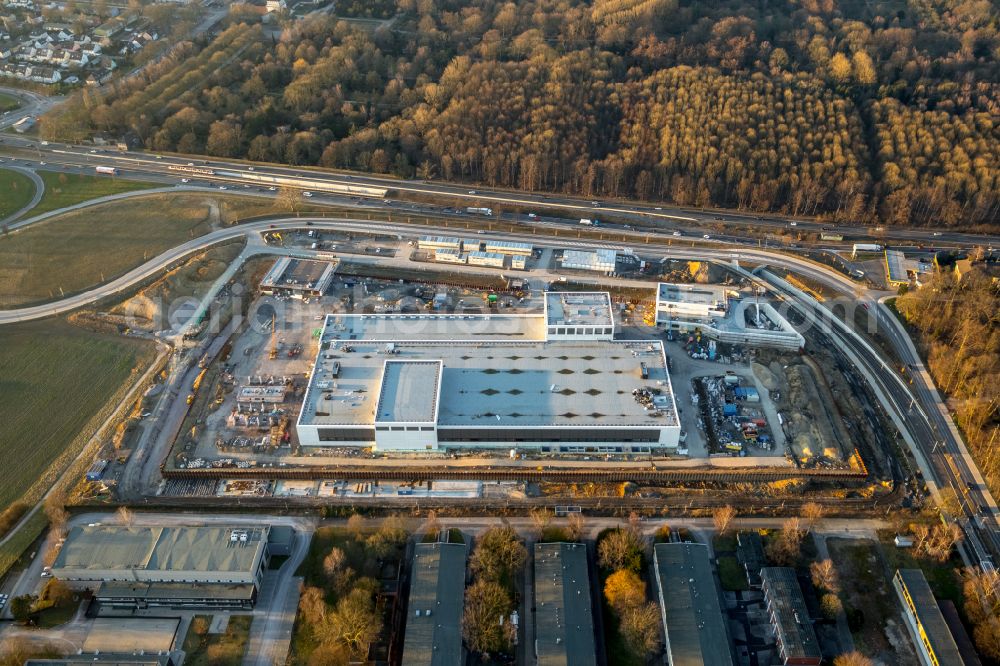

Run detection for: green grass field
[[0, 319, 156, 512], [0, 168, 36, 219], [0, 193, 225, 308], [0, 92, 20, 112], [26, 171, 161, 218]]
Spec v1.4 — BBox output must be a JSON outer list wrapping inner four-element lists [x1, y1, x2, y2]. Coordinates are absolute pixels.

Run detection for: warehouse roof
[[300, 339, 677, 428], [658, 282, 730, 306], [375, 360, 441, 423], [534, 542, 596, 666], [320, 313, 546, 342], [402, 542, 467, 665], [545, 292, 614, 328], [760, 567, 822, 662], [653, 543, 734, 666], [96, 580, 257, 601], [53, 525, 268, 575], [260, 257, 337, 292]]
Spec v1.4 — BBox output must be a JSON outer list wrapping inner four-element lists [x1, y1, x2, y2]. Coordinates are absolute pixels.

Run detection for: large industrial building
[[534, 542, 597, 666], [402, 542, 467, 665], [655, 282, 804, 351], [52, 525, 271, 610], [296, 292, 680, 452], [652, 543, 734, 666], [894, 569, 966, 666], [760, 567, 822, 666]]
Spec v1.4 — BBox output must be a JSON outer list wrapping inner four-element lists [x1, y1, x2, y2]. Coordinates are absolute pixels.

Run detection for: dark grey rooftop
[[653, 543, 735, 666], [760, 567, 822, 661], [402, 542, 467, 666], [895, 569, 966, 666], [534, 542, 596, 666]]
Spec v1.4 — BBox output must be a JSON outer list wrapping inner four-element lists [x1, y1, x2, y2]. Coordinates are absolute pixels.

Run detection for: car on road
[[155, 155, 162, 159], [89, 149, 97, 153], [468, 190, 477, 194], [39, 161, 45, 165], [181, 178, 190, 183], [248, 166, 254, 171], [790, 221, 797, 226], [268, 186, 276, 191], [527, 212, 538, 219], [672, 231, 682, 236], [218, 185, 227, 190], [654, 207, 662, 210], [932, 232, 943, 236], [703, 234, 711, 239], [591, 201, 599, 205], [302, 191, 313, 197]]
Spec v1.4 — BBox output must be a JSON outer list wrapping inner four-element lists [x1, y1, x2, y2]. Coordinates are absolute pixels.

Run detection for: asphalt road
[[1, 139, 997, 251]]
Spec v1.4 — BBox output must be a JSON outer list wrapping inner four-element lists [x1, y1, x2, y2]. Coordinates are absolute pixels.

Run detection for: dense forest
[[42, 0, 1000, 226], [896, 264, 999, 493]]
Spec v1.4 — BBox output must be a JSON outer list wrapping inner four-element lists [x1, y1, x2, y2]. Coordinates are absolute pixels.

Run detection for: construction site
[[145, 241, 886, 507]]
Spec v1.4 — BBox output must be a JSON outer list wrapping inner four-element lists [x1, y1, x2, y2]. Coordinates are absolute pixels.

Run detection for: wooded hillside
[[43, 0, 1000, 226]]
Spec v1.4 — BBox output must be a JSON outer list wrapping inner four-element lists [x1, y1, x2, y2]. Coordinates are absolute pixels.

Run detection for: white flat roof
[[300, 339, 677, 428], [658, 282, 730, 305], [545, 292, 614, 328], [375, 360, 441, 423]]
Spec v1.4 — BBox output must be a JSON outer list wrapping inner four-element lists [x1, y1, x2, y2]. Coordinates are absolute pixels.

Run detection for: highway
[[1, 137, 998, 251]]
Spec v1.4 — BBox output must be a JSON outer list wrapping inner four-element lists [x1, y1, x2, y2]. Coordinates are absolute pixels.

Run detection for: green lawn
[[182, 615, 253, 666], [0, 193, 221, 308], [0, 319, 156, 512], [0, 168, 36, 219], [0, 511, 48, 579], [717, 555, 749, 591], [0, 92, 20, 112], [26, 171, 161, 218]]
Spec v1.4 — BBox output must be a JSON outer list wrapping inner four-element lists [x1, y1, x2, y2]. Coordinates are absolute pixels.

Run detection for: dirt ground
[[108, 242, 244, 332], [752, 352, 852, 464]]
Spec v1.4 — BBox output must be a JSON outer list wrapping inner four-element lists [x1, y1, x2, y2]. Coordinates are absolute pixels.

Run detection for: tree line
[[41, 0, 1000, 226]]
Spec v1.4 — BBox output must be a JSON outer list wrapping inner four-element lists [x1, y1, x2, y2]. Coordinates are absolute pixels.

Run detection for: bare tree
[[424, 509, 440, 537], [529, 507, 552, 536], [801, 502, 824, 531], [43, 493, 69, 530], [116, 505, 134, 528], [463, 579, 515, 655], [323, 546, 346, 579], [766, 517, 806, 565], [567, 512, 586, 541], [832, 651, 875, 666], [810, 559, 839, 594], [713, 505, 737, 535], [346, 514, 366, 540], [597, 527, 644, 572], [619, 601, 661, 657]]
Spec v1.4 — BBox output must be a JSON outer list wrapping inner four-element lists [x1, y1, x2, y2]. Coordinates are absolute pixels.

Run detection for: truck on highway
[[579, 218, 599, 225], [852, 242, 882, 254], [95, 165, 120, 175], [466, 207, 493, 216]]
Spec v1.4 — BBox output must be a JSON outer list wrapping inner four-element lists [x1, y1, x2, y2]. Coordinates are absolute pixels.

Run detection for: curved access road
[[0, 164, 44, 226], [0, 210, 881, 325]]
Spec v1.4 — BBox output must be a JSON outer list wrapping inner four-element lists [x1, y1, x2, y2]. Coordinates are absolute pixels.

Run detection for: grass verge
[[0, 511, 48, 579], [0, 92, 19, 112], [182, 615, 253, 666], [0, 193, 223, 308], [0, 168, 35, 219], [26, 171, 161, 218], [0, 318, 156, 512]]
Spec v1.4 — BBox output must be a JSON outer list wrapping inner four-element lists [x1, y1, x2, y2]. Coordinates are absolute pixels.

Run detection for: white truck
[[466, 207, 493, 216], [95, 165, 120, 175], [579, 218, 598, 225]]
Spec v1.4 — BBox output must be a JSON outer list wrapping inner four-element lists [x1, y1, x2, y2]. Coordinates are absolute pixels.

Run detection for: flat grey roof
[[895, 569, 965, 666], [375, 360, 441, 423], [301, 339, 677, 428], [53, 525, 267, 575], [760, 567, 822, 661], [653, 543, 734, 666], [545, 292, 614, 328], [885, 249, 912, 284], [96, 580, 256, 601], [402, 542, 467, 666], [658, 282, 730, 305], [534, 542, 596, 666], [260, 257, 336, 291], [321, 313, 546, 342]]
